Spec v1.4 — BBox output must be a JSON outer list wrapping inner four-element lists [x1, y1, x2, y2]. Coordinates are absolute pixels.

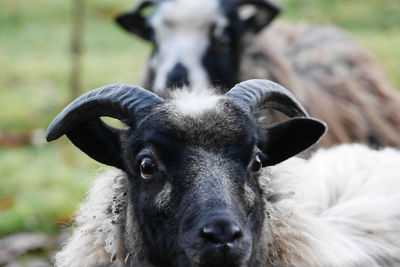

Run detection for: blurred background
[[0, 0, 399, 264]]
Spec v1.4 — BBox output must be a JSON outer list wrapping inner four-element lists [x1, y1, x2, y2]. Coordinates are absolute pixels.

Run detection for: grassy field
[[0, 0, 399, 236]]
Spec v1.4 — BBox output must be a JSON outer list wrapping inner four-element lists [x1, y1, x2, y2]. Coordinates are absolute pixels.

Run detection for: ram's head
[[116, 0, 281, 93], [47, 79, 325, 266]]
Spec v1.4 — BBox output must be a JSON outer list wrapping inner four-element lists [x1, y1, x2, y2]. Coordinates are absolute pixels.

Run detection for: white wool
[[54, 169, 127, 267], [54, 144, 400, 266], [267, 144, 400, 265]]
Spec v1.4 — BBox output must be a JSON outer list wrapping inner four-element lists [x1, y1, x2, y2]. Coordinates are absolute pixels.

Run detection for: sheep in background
[[47, 79, 400, 266], [115, 0, 400, 147], [241, 22, 400, 147]]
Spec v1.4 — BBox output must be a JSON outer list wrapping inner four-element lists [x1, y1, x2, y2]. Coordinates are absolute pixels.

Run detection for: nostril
[[231, 225, 243, 239], [200, 225, 218, 242], [199, 220, 243, 244]]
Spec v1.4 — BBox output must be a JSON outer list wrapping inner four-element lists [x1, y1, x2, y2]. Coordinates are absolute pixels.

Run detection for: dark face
[[121, 99, 268, 266], [145, 0, 241, 93], [116, 0, 281, 93], [47, 81, 325, 267]]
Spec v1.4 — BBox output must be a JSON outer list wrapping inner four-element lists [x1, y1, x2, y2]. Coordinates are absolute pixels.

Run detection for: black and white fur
[[116, 0, 280, 93], [47, 80, 400, 266]]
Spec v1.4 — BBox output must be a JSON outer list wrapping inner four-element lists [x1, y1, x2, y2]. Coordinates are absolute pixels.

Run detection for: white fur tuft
[[169, 87, 223, 116]]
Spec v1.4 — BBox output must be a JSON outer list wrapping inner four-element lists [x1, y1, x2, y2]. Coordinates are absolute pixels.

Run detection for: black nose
[[199, 218, 243, 244], [166, 63, 189, 88]]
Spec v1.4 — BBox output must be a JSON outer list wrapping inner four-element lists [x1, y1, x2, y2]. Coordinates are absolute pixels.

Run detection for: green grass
[[357, 29, 400, 88], [0, 0, 399, 237], [280, 0, 400, 31], [0, 0, 144, 236], [0, 0, 149, 133], [0, 141, 101, 236]]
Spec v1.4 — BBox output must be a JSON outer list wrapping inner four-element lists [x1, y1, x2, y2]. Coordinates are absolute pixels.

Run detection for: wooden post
[[70, 0, 85, 100]]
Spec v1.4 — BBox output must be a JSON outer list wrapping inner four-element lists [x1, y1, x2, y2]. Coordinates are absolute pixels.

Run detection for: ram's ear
[[65, 118, 125, 169], [260, 118, 326, 166], [115, 2, 155, 41], [237, 0, 281, 33]]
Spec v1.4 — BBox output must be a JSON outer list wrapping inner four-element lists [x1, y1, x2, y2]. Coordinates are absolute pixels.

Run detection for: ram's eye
[[251, 155, 262, 173], [140, 157, 158, 180]]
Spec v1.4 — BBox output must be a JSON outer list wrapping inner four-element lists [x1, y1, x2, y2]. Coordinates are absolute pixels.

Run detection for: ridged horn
[[225, 79, 308, 117], [46, 84, 164, 141]]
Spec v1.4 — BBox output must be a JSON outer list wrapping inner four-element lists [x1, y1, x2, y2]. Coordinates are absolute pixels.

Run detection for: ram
[[47, 80, 400, 266], [116, 0, 400, 147]]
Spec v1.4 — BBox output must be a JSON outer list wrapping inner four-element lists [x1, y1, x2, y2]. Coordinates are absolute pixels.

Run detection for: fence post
[[70, 0, 85, 100]]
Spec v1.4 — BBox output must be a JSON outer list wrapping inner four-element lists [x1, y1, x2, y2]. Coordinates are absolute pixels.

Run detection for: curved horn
[[225, 79, 308, 117], [46, 84, 164, 141]]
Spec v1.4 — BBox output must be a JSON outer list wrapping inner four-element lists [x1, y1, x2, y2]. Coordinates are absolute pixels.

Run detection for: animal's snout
[[199, 218, 243, 245], [166, 63, 189, 88], [187, 215, 251, 266]]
